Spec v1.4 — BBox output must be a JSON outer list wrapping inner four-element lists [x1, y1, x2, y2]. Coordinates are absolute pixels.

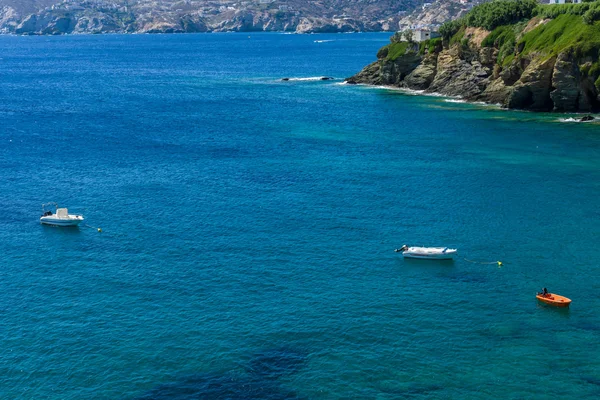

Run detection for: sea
[[1, 32, 599, 399]]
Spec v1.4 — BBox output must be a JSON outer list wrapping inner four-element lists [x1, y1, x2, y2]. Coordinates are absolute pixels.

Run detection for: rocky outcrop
[[506, 56, 556, 111], [549, 51, 599, 112], [404, 52, 438, 89], [347, 38, 600, 113], [381, 53, 422, 85], [550, 51, 581, 112], [15, 14, 40, 34], [427, 45, 492, 98], [0, 6, 20, 33], [346, 61, 382, 85]]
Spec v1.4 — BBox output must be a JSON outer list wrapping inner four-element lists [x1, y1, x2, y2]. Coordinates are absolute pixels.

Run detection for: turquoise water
[[1, 33, 600, 399]]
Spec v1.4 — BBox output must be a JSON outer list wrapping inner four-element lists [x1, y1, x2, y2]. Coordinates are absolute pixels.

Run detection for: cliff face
[[347, 23, 600, 113]]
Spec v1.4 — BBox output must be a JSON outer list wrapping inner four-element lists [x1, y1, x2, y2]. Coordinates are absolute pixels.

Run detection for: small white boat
[[395, 244, 457, 260], [40, 202, 84, 227]]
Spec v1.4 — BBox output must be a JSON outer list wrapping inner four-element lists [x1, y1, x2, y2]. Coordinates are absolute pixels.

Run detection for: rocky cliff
[[347, 3, 600, 113], [0, 0, 419, 35]]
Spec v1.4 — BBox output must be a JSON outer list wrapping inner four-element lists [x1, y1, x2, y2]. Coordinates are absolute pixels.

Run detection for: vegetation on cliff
[[520, 14, 600, 57], [481, 24, 522, 65], [348, 0, 600, 113], [385, 42, 411, 61], [439, 0, 537, 39]]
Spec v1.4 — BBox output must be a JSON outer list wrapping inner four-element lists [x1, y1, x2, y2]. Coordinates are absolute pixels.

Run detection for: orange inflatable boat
[[536, 293, 571, 307]]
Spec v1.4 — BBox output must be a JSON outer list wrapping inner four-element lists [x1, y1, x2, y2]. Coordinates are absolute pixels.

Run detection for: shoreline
[[345, 82, 599, 121], [0, 30, 395, 37]]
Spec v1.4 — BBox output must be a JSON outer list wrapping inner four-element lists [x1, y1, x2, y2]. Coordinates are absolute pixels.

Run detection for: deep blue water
[[1, 32, 600, 399]]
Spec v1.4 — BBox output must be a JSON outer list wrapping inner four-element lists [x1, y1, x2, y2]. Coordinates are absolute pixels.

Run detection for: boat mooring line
[[463, 258, 502, 267], [83, 224, 102, 233]]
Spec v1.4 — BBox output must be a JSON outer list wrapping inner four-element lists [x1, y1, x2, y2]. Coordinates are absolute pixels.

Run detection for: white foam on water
[[359, 85, 425, 95], [444, 99, 499, 107], [314, 40, 334, 43], [559, 117, 596, 123], [282, 77, 333, 81], [352, 84, 512, 108]]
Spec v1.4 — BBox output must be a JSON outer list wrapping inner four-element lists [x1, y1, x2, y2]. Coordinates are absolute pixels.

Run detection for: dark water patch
[[580, 376, 600, 397], [404, 383, 444, 398], [246, 347, 307, 380], [133, 372, 304, 400], [476, 321, 531, 342], [133, 347, 307, 400], [581, 375, 600, 387], [377, 381, 443, 398]]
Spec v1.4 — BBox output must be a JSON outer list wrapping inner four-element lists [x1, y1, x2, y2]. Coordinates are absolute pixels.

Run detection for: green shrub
[[534, 3, 591, 19], [502, 54, 515, 66], [482, 25, 514, 47], [519, 13, 600, 57], [481, 23, 529, 64], [440, 19, 464, 40], [583, 8, 600, 24], [428, 37, 442, 53], [465, 0, 538, 30], [449, 26, 466, 47], [440, 0, 539, 43], [386, 42, 410, 61], [419, 37, 443, 55], [589, 61, 600, 77], [390, 32, 403, 43]]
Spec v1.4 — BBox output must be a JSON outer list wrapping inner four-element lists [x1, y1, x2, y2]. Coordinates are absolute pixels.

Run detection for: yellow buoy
[[497, 261, 502, 267], [98, 228, 102, 232]]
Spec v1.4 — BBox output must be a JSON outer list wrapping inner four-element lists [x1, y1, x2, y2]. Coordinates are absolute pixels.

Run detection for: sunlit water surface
[[1, 33, 600, 399]]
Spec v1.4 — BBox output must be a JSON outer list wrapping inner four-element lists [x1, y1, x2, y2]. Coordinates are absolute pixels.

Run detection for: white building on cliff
[[412, 29, 440, 42]]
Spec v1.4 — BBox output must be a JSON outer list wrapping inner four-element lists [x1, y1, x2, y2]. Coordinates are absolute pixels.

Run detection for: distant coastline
[[0, 29, 394, 36], [0, 0, 417, 36]]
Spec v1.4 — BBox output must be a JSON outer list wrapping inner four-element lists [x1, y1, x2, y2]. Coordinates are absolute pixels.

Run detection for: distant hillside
[[0, 0, 57, 14], [399, 0, 481, 29], [0, 0, 423, 34]]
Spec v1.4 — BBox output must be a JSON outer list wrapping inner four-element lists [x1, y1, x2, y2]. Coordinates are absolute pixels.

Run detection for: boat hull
[[403, 253, 455, 260], [536, 293, 571, 307], [40, 216, 84, 226], [402, 247, 457, 260]]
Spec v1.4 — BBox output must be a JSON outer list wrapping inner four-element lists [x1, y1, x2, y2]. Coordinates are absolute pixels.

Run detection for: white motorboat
[[395, 245, 457, 260], [40, 202, 84, 227]]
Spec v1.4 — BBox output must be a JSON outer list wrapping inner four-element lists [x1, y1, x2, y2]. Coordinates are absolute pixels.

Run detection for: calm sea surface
[[1, 33, 600, 399]]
